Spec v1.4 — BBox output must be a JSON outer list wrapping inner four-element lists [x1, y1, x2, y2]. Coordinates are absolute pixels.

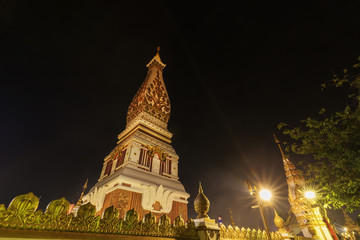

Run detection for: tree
[[278, 57, 360, 213]]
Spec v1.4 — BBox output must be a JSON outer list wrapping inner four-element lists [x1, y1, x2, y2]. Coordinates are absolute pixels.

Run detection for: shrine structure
[[274, 135, 335, 239], [82, 47, 189, 222]]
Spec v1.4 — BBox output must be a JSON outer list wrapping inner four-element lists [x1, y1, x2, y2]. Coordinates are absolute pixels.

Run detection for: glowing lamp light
[[304, 191, 316, 199], [259, 189, 271, 201]]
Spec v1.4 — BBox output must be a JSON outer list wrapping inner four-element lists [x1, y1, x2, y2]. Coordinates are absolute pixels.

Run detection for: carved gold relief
[[110, 145, 124, 161], [146, 145, 168, 162]]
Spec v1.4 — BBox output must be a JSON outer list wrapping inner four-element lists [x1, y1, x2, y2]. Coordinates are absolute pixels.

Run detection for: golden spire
[[155, 46, 161, 60], [194, 182, 210, 219], [229, 208, 235, 227], [273, 133, 285, 160], [146, 46, 166, 68], [274, 209, 285, 228], [75, 178, 88, 207]]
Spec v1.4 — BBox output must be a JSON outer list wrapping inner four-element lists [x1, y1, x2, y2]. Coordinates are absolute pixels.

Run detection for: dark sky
[[1, 0, 360, 231]]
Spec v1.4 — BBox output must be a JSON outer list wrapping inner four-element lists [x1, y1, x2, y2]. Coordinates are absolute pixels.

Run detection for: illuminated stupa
[[274, 135, 335, 239], [82, 47, 189, 221]]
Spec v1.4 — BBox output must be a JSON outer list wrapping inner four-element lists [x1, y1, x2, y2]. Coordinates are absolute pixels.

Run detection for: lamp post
[[247, 180, 272, 240], [304, 191, 327, 240]]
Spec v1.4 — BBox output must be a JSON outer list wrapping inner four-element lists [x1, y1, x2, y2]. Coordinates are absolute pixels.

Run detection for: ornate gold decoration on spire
[[75, 179, 88, 207], [127, 47, 171, 125], [273, 134, 304, 185], [194, 182, 210, 219]]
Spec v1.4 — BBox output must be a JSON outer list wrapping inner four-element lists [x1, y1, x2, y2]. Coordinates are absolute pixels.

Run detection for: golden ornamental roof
[[126, 47, 171, 125], [194, 182, 210, 219], [274, 209, 285, 228]]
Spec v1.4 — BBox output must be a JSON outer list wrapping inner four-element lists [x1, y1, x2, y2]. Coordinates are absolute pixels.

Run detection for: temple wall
[[0, 229, 181, 240], [96, 188, 187, 222]]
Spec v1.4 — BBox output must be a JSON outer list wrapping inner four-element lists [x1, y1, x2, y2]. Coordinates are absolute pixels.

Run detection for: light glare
[[305, 191, 316, 199], [259, 189, 271, 201]]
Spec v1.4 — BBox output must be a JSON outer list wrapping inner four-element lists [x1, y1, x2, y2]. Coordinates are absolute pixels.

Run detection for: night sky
[[1, 0, 360, 231]]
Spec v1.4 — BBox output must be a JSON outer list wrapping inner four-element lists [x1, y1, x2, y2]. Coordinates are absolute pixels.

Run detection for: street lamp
[[304, 190, 327, 240], [246, 180, 272, 240]]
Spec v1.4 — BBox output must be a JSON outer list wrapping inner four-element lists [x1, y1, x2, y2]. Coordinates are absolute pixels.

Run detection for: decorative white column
[[151, 154, 160, 174]]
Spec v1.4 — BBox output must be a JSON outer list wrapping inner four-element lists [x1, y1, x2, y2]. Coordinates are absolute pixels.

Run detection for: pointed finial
[[154, 46, 161, 61], [273, 133, 285, 160], [229, 208, 235, 227], [273, 133, 280, 144], [75, 178, 88, 207], [199, 181, 203, 193], [274, 209, 285, 228], [194, 181, 210, 219], [245, 179, 254, 195], [146, 46, 166, 68], [83, 178, 88, 190]]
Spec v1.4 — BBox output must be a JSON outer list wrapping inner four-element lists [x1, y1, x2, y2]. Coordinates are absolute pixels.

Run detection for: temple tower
[[274, 135, 334, 239], [82, 48, 189, 222]]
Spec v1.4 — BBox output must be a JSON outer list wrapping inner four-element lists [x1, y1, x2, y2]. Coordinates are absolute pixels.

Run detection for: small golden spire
[[75, 178, 88, 207], [199, 181, 203, 193], [229, 208, 235, 227], [83, 178, 88, 189], [245, 179, 254, 195], [194, 181, 210, 219], [146, 46, 166, 68], [154, 46, 161, 61], [273, 133, 285, 160], [274, 209, 285, 228]]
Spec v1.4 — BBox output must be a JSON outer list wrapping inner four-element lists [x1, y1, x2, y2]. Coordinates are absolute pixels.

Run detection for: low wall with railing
[[219, 225, 309, 240], [220, 225, 282, 240], [0, 192, 311, 240], [0, 192, 198, 239]]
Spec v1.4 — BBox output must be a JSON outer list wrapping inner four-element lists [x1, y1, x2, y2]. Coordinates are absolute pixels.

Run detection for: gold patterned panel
[[126, 50, 171, 125]]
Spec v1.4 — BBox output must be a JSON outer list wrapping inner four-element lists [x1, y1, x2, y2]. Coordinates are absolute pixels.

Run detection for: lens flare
[[259, 189, 271, 201], [304, 191, 316, 199]]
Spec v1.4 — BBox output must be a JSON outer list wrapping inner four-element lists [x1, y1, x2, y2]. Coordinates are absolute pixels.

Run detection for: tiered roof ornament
[[274, 134, 305, 190], [274, 134, 311, 236], [126, 47, 171, 128]]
